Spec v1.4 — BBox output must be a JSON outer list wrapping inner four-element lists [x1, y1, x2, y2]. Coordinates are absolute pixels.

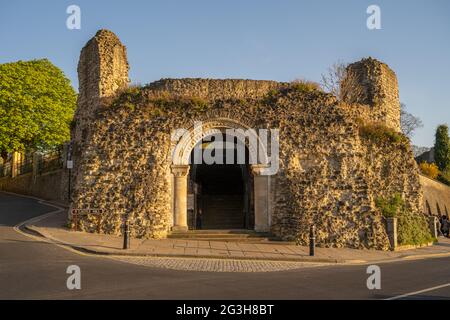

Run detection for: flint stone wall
[[343, 57, 401, 132], [70, 30, 424, 250], [146, 78, 285, 100]]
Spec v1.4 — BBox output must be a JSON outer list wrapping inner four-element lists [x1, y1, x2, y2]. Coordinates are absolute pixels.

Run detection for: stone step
[[172, 229, 257, 234], [169, 232, 269, 238], [191, 237, 279, 243], [168, 236, 281, 243]]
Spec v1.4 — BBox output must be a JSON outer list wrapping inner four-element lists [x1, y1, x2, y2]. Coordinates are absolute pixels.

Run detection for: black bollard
[[123, 220, 130, 250], [309, 225, 315, 256]]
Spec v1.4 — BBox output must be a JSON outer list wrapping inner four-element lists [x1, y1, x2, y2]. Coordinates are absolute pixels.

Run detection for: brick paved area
[[111, 256, 326, 272], [23, 209, 450, 273]]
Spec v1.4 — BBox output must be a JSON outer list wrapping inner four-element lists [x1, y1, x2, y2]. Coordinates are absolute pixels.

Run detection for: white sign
[[67, 160, 73, 169]]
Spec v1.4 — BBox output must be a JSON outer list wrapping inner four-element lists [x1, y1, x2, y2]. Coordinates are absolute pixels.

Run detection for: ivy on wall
[[376, 193, 434, 246]]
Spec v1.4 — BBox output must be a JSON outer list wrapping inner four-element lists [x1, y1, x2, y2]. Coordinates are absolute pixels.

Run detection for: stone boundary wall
[[0, 170, 68, 201], [420, 174, 450, 216]]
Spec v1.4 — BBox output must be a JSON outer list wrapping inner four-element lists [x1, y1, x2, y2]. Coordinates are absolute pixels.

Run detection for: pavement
[[1, 191, 450, 299], [21, 194, 450, 268]]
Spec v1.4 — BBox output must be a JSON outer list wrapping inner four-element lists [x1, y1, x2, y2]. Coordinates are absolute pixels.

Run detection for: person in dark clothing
[[437, 216, 443, 236], [441, 215, 449, 238]]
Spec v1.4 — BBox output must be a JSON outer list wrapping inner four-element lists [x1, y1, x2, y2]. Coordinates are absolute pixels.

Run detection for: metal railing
[[37, 148, 63, 174], [18, 156, 33, 175], [0, 162, 11, 178], [0, 146, 65, 178]]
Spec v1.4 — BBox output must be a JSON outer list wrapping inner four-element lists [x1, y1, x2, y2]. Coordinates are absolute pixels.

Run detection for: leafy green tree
[[0, 59, 76, 161], [434, 124, 450, 171]]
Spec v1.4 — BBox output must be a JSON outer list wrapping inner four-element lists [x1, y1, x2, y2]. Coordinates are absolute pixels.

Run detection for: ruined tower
[[71, 29, 129, 199], [342, 57, 401, 131], [73, 29, 129, 143]]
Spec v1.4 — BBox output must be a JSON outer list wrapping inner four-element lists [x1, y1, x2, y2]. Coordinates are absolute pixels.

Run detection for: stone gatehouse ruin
[[70, 29, 426, 250]]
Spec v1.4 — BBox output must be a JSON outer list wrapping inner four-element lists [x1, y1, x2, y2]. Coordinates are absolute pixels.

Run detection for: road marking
[[403, 252, 450, 260], [5, 191, 450, 272], [13, 212, 92, 257], [5, 191, 91, 257], [11, 193, 64, 235], [385, 283, 450, 300]]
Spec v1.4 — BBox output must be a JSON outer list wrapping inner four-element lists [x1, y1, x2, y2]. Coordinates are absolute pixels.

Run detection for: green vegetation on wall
[[107, 87, 210, 117], [263, 80, 324, 105], [359, 123, 408, 146], [289, 80, 323, 93], [376, 193, 433, 246], [375, 194, 404, 218]]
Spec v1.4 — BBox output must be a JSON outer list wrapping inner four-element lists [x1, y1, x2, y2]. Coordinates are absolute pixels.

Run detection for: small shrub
[[105, 88, 210, 116], [149, 93, 209, 113], [109, 85, 143, 109], [189, 96, 209, 111], [375, 193, 433, 245], [290, 79, 322, 93], [359, 122, 408, 146], [375, 193, 403, 218], [263, 80, 322, 104], [397, 213, 434, 246], [262, 89, 280, 104], [419, 162, 439, 179]]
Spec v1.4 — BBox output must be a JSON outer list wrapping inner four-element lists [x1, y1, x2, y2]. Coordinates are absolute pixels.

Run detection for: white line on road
[[385, 283, 450, 300], [11, 192, 64, 234], [4, 191, 91, 257]]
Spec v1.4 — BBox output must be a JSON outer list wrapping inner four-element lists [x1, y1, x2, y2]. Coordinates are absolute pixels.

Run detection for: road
[[0, 192, 449, 300]]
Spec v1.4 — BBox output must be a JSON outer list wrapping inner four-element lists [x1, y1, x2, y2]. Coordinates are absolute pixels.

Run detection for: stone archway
[[170, 118, 270, 233]]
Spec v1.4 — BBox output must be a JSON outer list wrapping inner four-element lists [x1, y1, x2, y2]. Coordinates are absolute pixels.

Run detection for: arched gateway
[[70, 29, 427, 250], [170, 118, 271, 233]]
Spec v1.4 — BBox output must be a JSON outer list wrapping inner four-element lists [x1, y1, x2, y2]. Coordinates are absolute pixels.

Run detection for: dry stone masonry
[[343, 58, 402, 132], [70, 29, 426, 250]]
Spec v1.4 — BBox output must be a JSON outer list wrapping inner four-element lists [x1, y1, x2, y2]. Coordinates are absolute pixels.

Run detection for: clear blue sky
[[1, 0, 449, 147]]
